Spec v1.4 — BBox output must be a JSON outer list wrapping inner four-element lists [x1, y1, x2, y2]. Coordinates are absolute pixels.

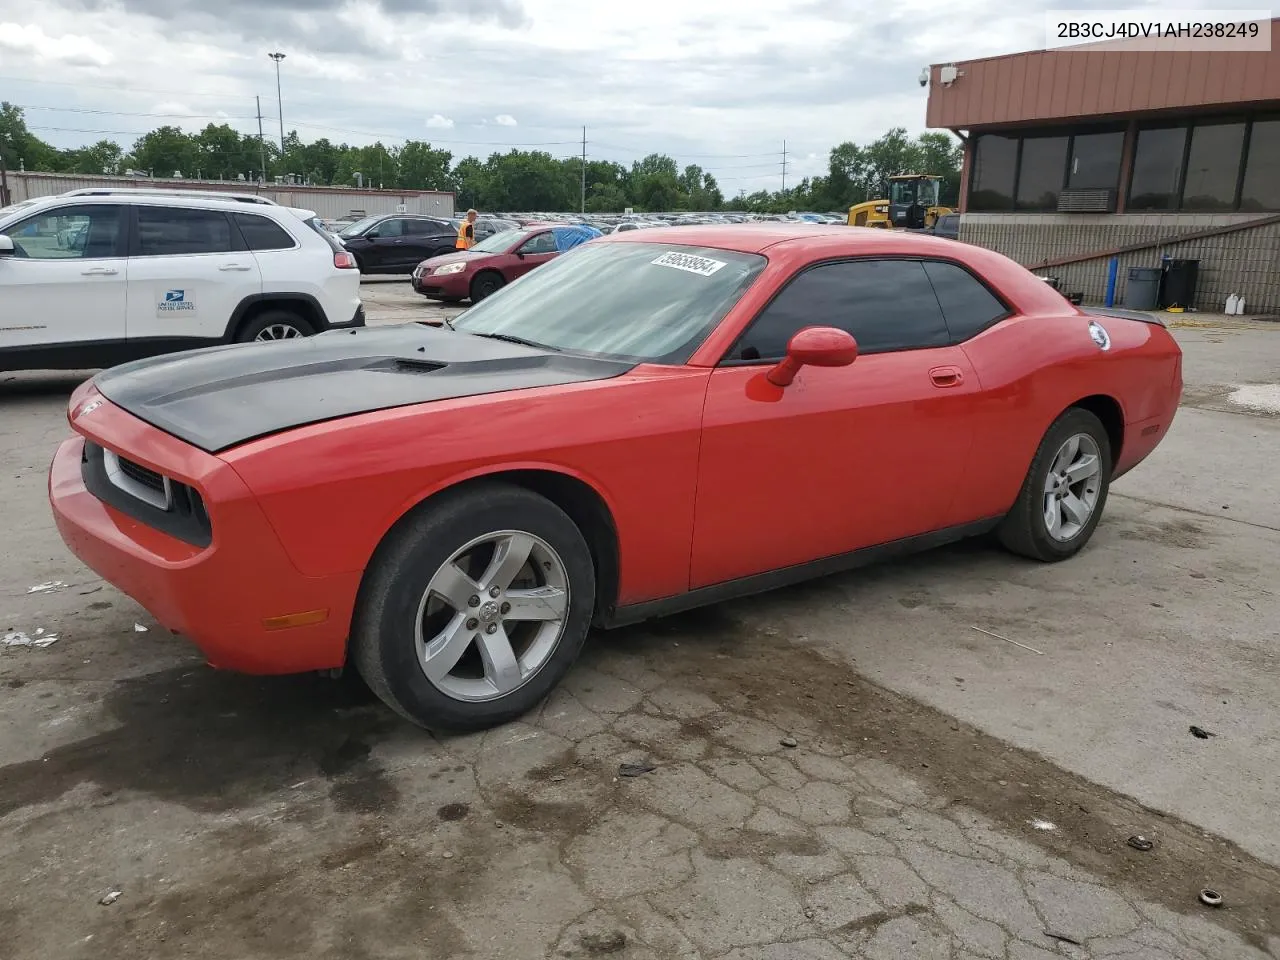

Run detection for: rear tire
[[470, 272, 505, 302], [237, 309, 313, 343], [997, 408, 1112, 562], [351, 483, 596, 731]]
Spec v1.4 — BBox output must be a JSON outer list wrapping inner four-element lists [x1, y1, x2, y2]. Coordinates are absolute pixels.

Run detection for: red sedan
[[49, 225, 1182, 731], [411, 223, 600, 303]]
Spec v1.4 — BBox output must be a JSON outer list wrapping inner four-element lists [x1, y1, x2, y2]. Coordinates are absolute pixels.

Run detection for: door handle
[[81, 267, 118, 276], [218, 263, 253, 272], [929, 365, 964, 387]]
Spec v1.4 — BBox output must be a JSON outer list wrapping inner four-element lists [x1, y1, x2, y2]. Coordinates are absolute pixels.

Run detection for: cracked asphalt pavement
[[1, 286, 1277, 959]]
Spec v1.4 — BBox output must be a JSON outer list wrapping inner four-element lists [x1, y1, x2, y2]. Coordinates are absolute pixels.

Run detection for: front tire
[[351, 483, 596, 731], [997, 408, 1112, 562], [470, 272, 505, 302], [237, 309, 313, 343]]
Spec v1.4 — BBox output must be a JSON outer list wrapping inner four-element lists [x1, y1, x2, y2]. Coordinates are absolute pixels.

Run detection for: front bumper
[[48, 406, 360, 674], [412, 270, 470, 298]]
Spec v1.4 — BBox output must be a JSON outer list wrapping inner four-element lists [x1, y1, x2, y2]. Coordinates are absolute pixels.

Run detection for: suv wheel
[[237, 309, 314, 343]]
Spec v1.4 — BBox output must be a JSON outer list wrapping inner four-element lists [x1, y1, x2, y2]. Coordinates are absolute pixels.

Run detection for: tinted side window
[[3, 205, 123, 260], [234, 213, 296, 251], [732, 259, 950, 361], [136, 207, 234, 256], [372, 218, 404, 238], [921, 261, 1009, 343], [519, 231, 558, 255], [409, 218, 446, 235]]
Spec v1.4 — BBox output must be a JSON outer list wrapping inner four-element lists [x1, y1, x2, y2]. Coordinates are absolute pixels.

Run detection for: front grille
[[81, 441, 213, 548], [118, 456, 165, 494]]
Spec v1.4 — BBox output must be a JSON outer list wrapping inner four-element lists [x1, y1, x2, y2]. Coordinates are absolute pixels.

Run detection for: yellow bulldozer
[[847, 174, 953, 230]]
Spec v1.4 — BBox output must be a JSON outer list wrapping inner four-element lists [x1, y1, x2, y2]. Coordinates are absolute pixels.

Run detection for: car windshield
[[338, 216, 382, 238], [468, 228, 528, 253], [452, 241, 766, 363]]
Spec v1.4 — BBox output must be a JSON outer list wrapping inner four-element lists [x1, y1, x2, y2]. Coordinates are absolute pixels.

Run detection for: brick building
[[926, 19, 1280, 313]]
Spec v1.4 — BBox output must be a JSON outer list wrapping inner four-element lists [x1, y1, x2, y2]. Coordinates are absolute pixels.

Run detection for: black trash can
[[1159, 258, 1200, 309], [1124, 267, 1161, 310]]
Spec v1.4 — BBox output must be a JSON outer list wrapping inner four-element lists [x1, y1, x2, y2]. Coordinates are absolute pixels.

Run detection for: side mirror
[[0, 234, 13, 255], [766, 326, 858, 387], [515, 250, 525, 259]]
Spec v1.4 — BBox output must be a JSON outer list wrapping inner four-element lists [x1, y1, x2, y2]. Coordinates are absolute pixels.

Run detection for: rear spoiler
[[1083, 307, 1167, 328]]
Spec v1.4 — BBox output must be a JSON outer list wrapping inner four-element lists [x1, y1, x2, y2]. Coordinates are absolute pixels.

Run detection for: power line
[[27, 125, 188, 137], [591, 139, 783, 159], [11, 103, 256, 121]]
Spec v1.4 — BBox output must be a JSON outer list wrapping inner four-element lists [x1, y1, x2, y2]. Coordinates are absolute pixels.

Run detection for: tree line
[[2, 103, 959, 214]]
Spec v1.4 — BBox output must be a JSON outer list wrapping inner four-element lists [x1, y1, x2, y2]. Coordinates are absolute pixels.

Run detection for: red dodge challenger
[[50, 225, 1182, 731]]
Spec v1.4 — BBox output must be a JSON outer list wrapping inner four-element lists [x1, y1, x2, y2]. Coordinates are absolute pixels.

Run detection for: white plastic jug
[[1226, 294, 1239, 314], [1235, 296, 1246, 316]]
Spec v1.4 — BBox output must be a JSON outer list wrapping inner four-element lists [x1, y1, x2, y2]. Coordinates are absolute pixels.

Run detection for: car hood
[[421, 249, 489, 270], [93, 324, 634, 453]]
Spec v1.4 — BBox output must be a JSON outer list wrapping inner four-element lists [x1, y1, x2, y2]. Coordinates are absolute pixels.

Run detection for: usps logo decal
[[158, 289, 196, 314]]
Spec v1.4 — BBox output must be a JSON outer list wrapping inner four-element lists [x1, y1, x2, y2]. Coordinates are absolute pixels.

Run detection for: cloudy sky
[[0, 0, 1197, 192]]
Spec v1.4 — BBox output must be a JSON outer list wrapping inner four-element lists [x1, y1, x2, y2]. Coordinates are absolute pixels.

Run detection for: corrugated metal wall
[[927, 20, 1280, 128], [6, 173, 454, 219], [960, 213, 1280, 312]]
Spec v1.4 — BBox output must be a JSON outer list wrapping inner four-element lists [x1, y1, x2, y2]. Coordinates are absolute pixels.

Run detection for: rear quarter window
[[921, 260, 1010, 343], [234, 213, 297, 251]]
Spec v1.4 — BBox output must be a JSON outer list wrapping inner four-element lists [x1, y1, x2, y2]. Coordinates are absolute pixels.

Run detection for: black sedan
[[338, 215, 459, 274]]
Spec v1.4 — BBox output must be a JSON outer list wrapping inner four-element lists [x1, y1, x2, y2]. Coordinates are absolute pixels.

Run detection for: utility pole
[[269, 52, 286, 154], [0, 143, 9, 208], [580, 126, 587, 214], [255, 96, 268, 182], [781, 140, 788, 193]]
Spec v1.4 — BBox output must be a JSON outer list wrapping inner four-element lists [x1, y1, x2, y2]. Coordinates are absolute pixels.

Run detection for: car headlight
[[433, 262, 467, 276]]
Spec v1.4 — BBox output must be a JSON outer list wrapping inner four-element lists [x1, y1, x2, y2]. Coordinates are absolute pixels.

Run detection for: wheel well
[[471, 269, 504, 288], [233, 297, 322, 339], [369, 470, 621, 626], [1071, 394, 1123, 467]]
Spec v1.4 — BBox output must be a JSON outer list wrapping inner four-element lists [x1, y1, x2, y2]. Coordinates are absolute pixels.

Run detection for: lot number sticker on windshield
[[651, 251, 727, 277]]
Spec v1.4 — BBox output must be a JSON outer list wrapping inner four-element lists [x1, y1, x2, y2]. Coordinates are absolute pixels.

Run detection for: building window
[[1068, 131, 1124, 190], [1016, 136, 1068, 211], [1128, 126, 1188, 211], [969, 134, 1017, 211], [1240, 116, 1280, 212], [1181, 121, 1246, 211], [970, 116, 1270, 214]]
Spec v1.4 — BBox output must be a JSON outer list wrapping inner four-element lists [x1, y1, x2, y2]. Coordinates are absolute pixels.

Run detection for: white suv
[[0, 190, 364, 372]]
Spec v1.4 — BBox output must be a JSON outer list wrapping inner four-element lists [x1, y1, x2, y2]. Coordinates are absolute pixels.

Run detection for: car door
[[689, 257, 983, 589], [125, 205, 262, 345], [0, 203, 128, 351], [510, 230, 559, 279], [405, 218, 455, 264]]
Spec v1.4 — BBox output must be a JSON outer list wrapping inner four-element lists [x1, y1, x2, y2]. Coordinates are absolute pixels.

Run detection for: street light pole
[[268, 52, 286, 156]]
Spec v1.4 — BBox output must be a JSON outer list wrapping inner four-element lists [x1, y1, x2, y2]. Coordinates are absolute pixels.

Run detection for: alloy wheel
[[414, 530, 570, 702], [254, 323, 304, 341], [1042, 433, 1102, 541]]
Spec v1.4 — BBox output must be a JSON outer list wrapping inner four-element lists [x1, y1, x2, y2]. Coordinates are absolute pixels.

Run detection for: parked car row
[[332, 207, 961, 282]]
